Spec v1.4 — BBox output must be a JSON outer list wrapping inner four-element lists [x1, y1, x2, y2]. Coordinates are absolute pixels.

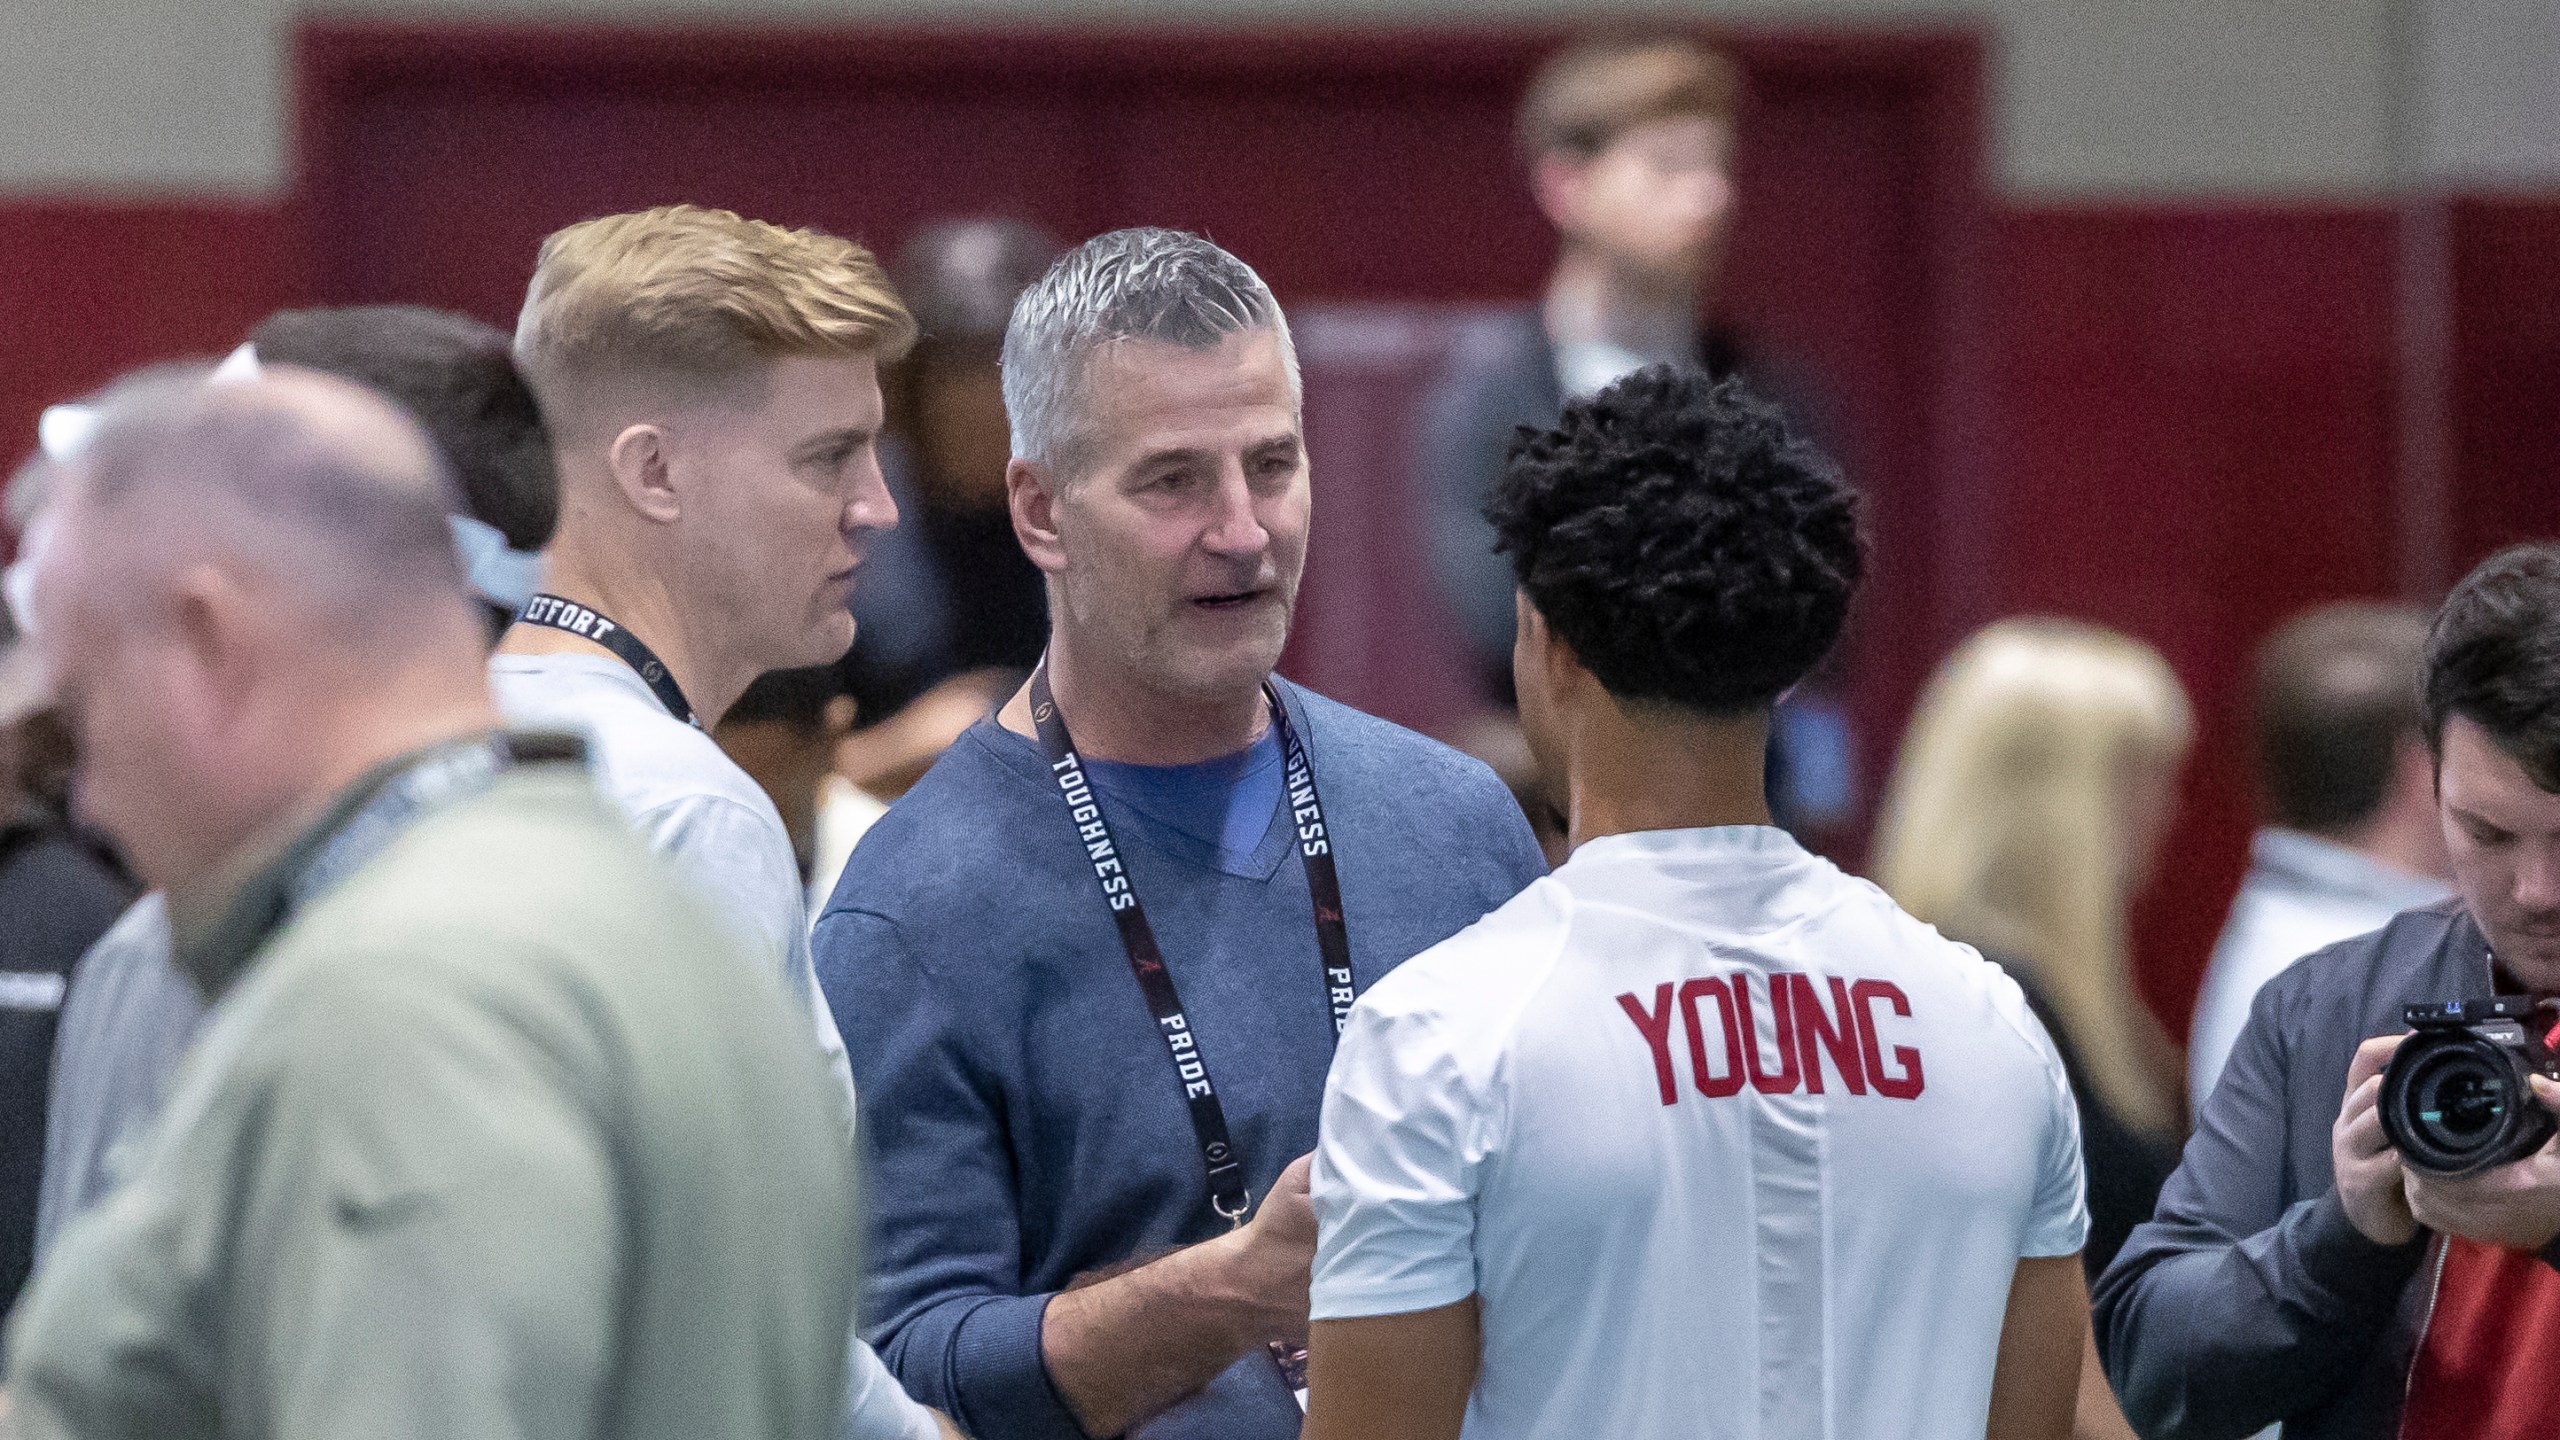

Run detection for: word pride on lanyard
[[1030, 661, 1356, 1227], [1281, 734, 1355, 1031]]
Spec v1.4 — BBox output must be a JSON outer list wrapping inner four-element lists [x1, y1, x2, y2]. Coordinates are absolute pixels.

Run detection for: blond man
[[495, 206, 953, 1440], [497, 204, 900, 1073]]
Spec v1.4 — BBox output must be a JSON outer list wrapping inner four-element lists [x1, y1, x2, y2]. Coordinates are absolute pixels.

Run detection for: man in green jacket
[[1, 364, 860, 1440]]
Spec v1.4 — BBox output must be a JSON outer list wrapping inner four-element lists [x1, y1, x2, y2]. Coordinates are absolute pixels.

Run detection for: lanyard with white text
[[1029, 659, 1355, 1227], [515, 593, 699, 729]]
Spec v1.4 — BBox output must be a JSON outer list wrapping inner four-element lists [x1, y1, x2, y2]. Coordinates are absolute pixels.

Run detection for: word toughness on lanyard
[[1031, 661, 1354, 1227], [515, 593, 700, 729], [1617, 971, 1928, 1108]]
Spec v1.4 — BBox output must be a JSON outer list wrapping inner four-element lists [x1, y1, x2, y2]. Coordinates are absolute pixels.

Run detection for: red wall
[[3, 26, 2556, 1040], [1984, 207, 2404, 1030], [0, 202, 297, 485]]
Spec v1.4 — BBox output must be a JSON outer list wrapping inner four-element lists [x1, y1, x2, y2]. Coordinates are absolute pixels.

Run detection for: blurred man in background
[[5, 368, 860, 1440], [2187, 602, 2451, 1103], [836, 218, 1063, 798], [1419, 35, 1853, 842], [2098, 545, 2560, 1440], [1422, 35, 1746, 691], [33, 307, 557, 1258], [818, 228, 1545, 1440], [1305, 368, 2082, 1440]]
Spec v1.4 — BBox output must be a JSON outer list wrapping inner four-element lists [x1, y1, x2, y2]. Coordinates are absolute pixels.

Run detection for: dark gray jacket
[[2093, 898, 2551, 1439]]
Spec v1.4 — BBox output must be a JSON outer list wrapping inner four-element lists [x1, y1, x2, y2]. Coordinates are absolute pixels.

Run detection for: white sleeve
[[2020, 1033, 2091, 1259], [1308, 989, 1485, 1321], [843, 1333, 943, 1440], [641, 794, 858, 1123]]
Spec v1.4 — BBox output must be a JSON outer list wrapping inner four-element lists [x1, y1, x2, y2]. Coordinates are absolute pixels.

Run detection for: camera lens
[[2417, 1066, 2508, 1142], [2382, 1033, 2552, 1177]]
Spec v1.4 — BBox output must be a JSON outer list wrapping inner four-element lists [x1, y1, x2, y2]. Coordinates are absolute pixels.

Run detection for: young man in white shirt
[[1303, 366, 2091, 1440]]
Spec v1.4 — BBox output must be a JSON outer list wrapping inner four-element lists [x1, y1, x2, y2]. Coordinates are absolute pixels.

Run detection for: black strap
[[1030, 659, 1355, 1228], [515, 594, 698, 729]]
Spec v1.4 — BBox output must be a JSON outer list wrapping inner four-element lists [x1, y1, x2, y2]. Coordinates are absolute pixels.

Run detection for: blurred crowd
[[0, 31, 2550, 1440]]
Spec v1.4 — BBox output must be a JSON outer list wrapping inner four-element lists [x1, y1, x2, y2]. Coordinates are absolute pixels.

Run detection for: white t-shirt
[[489, 654, 853, 1103], [1310, 825, 2087, 1440]]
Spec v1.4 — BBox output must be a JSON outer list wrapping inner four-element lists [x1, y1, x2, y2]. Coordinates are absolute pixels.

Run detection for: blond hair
[[515, 205, 914, 414], [1872, 618, 2192, 1135]]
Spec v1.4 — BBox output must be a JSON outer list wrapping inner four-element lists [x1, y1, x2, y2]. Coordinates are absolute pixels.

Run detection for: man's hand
[[2333, 1034, 2420, 1246], [2403, 1073, 2560, 1251], [1038, 1153, 1320, 1437], [1216, 1153, 1319, 1345]]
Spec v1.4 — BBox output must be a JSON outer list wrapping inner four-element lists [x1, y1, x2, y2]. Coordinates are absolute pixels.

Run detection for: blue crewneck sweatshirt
[[815, 679, 1546, 1440]]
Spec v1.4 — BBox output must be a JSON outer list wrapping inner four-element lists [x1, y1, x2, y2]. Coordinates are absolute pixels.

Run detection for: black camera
[[2380, 996, 2560, 1178]]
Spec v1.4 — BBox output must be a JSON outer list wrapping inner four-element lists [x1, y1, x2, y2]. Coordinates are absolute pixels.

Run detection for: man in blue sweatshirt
[[814, 228, 1547, 1440]]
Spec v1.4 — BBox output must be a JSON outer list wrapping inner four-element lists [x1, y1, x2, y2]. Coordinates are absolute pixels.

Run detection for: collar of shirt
[[1081, 727, 1287, 876], [2249, 828, 2451, 916]]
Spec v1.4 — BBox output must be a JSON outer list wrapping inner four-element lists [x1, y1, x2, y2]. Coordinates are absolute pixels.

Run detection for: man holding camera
[[2097, 542, 2560, 1439]]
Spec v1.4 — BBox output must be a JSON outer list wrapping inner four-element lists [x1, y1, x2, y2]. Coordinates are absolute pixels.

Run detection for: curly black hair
[[1488, 366, 1863, 715]]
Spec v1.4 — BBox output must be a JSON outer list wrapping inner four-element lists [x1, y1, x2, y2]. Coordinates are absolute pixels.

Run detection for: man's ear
[[169, 562, 258, 709], [1009, 458, 1067, 576], [605, 423, 682, 525], [1516, 593, 1594, 707], [1529, 153, 1590, 238]]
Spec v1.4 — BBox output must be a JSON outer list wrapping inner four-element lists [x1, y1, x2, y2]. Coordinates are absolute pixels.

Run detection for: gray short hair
[[1000, 228, 1300, 473], [66, 364, 468, 624]]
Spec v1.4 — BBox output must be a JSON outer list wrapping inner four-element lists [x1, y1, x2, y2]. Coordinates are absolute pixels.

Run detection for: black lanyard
[[515, 593, 698, 729], [1030, 660, 1355, 1227]]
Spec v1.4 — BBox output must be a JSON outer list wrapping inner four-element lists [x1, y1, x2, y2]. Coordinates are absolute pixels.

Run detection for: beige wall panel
[[3, 0, 2552, 196]]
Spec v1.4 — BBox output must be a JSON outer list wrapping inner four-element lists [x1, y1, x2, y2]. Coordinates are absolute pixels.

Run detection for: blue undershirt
[[1081, 730, 1285, 877]]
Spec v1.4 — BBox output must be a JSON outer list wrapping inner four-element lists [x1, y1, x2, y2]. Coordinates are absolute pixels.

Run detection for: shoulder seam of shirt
[[1476, 885, 1581, 1158], [822, 906, 1002, 1091], [1378, 880, 1578, 1160]]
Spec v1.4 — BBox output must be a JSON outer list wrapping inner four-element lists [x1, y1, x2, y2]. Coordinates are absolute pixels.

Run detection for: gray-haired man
[[813, 229, 1547, 1440]]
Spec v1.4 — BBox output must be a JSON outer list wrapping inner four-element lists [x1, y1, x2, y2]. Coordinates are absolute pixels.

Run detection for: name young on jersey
[[1616, 971, 1926, 1106]]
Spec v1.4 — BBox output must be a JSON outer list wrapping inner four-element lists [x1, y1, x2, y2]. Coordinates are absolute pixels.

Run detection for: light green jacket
[[5, 751, 859, 1440]]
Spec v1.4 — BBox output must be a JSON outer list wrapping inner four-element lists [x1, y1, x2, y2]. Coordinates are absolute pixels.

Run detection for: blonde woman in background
[[1874, 618, 2190, 1439]]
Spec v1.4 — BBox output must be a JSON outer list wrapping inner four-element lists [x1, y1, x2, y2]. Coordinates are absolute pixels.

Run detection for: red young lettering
[[1734, 973, 1802, 1095], [1679, 977, 1746, 1098], [1852, 979, 1926, 1100], [1789, 974, 1868, 1095], [1617, 984, 1682, 1108]]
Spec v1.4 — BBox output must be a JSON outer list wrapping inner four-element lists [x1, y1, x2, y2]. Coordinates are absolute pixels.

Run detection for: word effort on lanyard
[[514, 594, 700, 729]]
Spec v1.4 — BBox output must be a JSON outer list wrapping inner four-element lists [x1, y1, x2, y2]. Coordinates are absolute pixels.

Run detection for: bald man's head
[[24, 365, 496, 896], [54, 365, 467, 627]]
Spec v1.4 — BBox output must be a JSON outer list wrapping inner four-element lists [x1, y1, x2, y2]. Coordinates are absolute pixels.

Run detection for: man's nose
[[844, 454, 899, 536], [2518, 843, 2560, 911], [1200, 468, 1268, 557]]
